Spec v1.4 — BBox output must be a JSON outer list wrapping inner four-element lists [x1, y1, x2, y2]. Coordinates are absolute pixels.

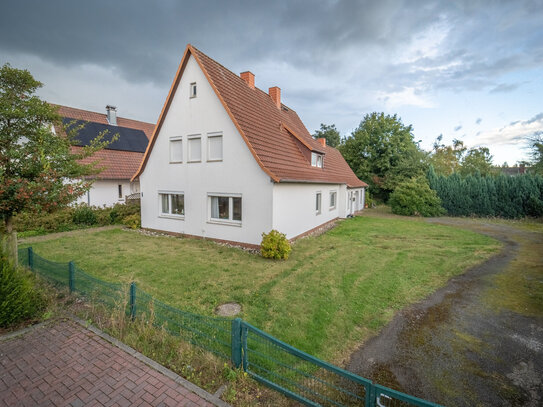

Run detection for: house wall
[[346, 187, 365, 215], [272, 183, 345, 239], [75, 180, 138, 207], [139, 55, 273, 246]]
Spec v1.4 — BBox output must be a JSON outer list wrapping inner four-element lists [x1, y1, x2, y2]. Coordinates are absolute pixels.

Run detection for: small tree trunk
[[1, 215, 18, 267]]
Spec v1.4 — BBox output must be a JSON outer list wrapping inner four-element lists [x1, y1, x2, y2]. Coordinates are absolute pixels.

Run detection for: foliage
[[340, 112, 427, 201], [261, 229, 292, 260], [313, 123, 341, 147], [14, 203, 141, 235], [0, 248, 46, 327], [527, 134, 543, 175], [429, 136, 495, 177], [72, 205, 98, 225], [428, 166, 543, 218], [459, 147, 496, 177], [122, 213, 141, 229], [389, 177, 445, 217]]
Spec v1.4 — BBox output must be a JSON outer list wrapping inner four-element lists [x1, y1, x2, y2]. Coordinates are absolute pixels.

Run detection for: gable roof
[[56, 105, 154, 180], [134, 45, 367, 188]]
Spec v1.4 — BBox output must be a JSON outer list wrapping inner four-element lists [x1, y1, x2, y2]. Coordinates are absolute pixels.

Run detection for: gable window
[[311, 152, 323, 168], [118, 184, 123, 199], [190, 82, 197, 98], [329, 191, 337, 210], [159, 192, 185, 218], [209, 194, 242, 224], [169, 137, 183, 163], [207, 133, 223, 161], [316, 192, 322, 215], [188, 135, 201, 162]]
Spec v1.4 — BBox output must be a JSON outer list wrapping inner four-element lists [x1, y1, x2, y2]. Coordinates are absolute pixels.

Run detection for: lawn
[[21, 212, 501, 362]]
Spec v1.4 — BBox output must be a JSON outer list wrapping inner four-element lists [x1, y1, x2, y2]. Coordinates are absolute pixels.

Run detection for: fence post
[[28, 247, 34, 271], [231, 318, 242, 368], [241, 323, 248, 372], [129, 282, 136, 321], [68, 261, 75, 292]]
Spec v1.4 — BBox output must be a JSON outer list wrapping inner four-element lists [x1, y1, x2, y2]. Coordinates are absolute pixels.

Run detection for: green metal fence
[[19, 247, 442, 407]]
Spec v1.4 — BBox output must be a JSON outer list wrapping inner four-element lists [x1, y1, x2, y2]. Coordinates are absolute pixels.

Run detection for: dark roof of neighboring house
[[500, 166, 529, 176], [134, 44, 367, 188], [55, 105, 154, 180]]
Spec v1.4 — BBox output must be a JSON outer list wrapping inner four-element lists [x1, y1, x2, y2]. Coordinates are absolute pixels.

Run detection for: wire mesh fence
[[19, 246, 442, 407]]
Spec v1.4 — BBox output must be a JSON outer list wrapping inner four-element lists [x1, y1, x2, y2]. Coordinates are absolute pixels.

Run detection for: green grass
[[21, 214, 501, 361]]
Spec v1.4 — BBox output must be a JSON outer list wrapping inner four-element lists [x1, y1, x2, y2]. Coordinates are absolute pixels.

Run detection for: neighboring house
[[134, 45, 368, 247], [500, 164, 529, 176], [56, 105, 154, 207]]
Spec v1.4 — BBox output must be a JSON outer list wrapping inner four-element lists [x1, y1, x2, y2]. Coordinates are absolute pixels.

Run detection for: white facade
[[76, 180, 140, 207], [140, 54, 365, 246], [140, 55, 273, 246]]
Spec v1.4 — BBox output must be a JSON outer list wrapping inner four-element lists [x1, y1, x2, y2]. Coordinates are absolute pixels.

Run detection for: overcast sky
[[1, 0, 542, 165]]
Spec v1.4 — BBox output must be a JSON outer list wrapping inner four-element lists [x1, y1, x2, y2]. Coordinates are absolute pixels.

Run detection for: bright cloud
[[476, 113, 543, 146]]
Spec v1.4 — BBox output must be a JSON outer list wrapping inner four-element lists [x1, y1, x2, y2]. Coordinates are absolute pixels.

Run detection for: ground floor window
[[118, 184, 123, 199], [329, 191, 337, 209], [209, 195, 242, 223], [159, 193, 185, 217], [316, 192, 322, 215]]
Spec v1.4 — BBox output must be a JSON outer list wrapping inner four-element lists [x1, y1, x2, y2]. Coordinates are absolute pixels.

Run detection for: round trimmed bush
[[261, 230, 292, 260], [72, 205, 97, 225], [389, 177, 445, 217]]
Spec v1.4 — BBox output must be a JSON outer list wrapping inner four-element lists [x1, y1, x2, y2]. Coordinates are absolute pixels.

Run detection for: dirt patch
[[346, 218, 543, 407], [215, 302, 242, 317]]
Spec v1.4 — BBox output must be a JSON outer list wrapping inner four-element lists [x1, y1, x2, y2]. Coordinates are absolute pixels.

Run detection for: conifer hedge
[[427, 167, 543, 218]]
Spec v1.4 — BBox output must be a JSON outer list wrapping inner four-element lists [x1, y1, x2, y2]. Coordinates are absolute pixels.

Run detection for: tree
[[459, 147, 495, 176], [527, 134, 543, 175], [389, 177, 444, 217], [339, 112, 427, 201], [313, 123, 341, 147], [428, 136, 465, 175], [0, 63, 108, 263]]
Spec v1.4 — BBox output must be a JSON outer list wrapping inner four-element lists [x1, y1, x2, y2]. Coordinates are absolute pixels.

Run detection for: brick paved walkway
[[0, 320, 226, 407]]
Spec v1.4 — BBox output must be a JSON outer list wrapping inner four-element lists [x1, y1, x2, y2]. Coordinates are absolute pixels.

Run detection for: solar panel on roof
[[62, 118, 149, 153]]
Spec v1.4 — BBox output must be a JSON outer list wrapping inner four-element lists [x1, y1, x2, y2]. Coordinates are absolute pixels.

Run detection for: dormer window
[[311, 152, 323, 168], [190, 82, 197, 98]]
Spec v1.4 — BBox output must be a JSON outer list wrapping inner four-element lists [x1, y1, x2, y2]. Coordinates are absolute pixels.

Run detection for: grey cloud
[[476, 118, 482, 125], [454, 125, 462, 131], [490, 83, 522, 93]]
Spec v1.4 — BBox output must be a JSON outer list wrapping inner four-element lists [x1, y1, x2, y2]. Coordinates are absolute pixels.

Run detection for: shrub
[[72, 205, 97, 225], [122, 213, 141, 229], [0, 250, 47, 327], [261, 230, 292, 260], [389, 177, 445, 217]]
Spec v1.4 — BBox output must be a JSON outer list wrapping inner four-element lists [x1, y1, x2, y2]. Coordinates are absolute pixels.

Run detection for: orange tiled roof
[[135, 45, 367, 188], [57, 105, 155, 180]]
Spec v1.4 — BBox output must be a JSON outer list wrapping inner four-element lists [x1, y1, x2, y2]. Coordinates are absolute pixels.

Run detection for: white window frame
[[187, 135, 201, 163], [169, 136, 183, 163], [207, 193, 242, 226], [190, 82, 197, 98], [207, 132, 223, 162], [316, 191, 322, 215], [311, 152, 323, 168], [158, 191, 185, 220], [329, 190, 337, 210]]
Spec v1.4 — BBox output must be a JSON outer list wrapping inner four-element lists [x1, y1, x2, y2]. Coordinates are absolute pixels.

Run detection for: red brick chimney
[[240, 71, 255, 89], [317, 138, 326, 147], [269, 86, 281, 109]]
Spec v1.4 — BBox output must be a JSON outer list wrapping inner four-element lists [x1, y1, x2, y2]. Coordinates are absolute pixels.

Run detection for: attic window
[[311, 152, 323, 168], [190, 82, 197, 98]]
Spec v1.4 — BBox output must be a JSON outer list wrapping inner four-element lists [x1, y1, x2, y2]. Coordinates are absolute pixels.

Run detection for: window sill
[[206, 159, 223, 163], [316, 212, 321, 216], [159, 214, 185, 220], [207, 219, 242, 227], [329, 207, 336, 211], [169, 161, 183, 164], [188, 160, 201, 163]]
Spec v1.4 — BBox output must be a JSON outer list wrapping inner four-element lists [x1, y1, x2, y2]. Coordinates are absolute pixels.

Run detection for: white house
[[56, 105, 154, 206], [134, 45, 367, 248]]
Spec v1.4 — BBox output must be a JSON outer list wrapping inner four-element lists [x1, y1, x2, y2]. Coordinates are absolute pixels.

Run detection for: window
[[207, 133, 223, 161], [188, 135, 201, 162], [316, 192, 322, 215], [190, 82, 197, 98], [169, 137, 183, 163], [118, 184, 123, 199], [209, 195, 242, 223], [159, 193, 185, 217], [311, 152, 323, 168], [329, 191, 337, 209]]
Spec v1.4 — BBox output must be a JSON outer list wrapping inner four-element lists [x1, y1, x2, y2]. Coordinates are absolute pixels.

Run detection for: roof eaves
[[282, 123, 325, 154]]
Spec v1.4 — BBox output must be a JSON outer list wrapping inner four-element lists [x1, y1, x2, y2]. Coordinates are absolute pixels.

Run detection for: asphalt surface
[[346, 219, 543, 407]]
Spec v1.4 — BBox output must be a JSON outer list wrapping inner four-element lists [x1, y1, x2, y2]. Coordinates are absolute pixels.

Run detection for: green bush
[[261, 230, 292, 260], [0, 251, 47, 327], [389, 177, 445, 217], [122, 213, 141, 229], [72, 205, 98, 225]]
